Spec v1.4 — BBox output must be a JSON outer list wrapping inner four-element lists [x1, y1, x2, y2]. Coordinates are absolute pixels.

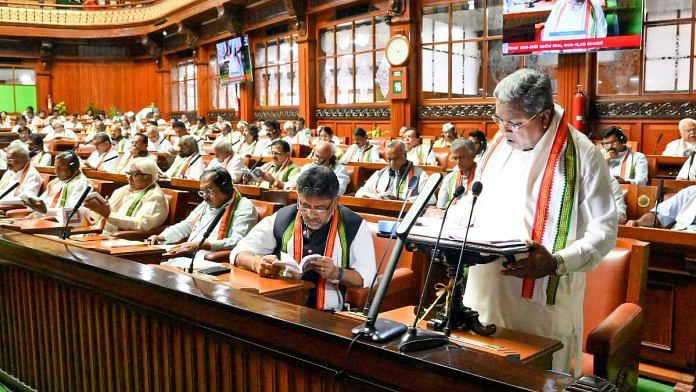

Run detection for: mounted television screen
[[502, 0, 643, 55], [216, 35, 253, 83]]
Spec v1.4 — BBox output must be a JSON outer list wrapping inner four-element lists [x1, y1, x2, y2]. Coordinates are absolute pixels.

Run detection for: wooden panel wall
[[50, 59, 161, 115], [317, 120, 391, 142]]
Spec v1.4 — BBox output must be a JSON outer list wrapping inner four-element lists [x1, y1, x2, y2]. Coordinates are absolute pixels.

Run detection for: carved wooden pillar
[[157, 56, 171, 119], [388, 0, 417, 133], [195, 46, 210, 119], [297, 16, 314, 127], [35, 60, 51, 112], [238, 66, 254, 121]]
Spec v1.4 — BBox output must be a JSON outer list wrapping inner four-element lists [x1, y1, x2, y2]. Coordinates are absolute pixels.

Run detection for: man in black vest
[[231, 165, 376, 311]]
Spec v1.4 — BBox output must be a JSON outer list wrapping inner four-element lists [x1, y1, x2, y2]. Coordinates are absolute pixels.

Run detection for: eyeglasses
[[491, 111, 542, 132], [298, 200, 334, 214], [125, 171, 149, 179], [197, 188, 216, 197], [600, 141, 620, 147], [270, 151, 285, 156]]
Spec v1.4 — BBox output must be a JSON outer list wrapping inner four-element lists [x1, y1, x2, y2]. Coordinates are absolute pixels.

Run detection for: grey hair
[[93, 132, 111, 144], [283, 121, 296, 131], [213, 139, 234, 153], [493, 69, 554, 116], [678, 118, 696, 131], [179, 135, 199, 152], [450, 138, 476, 154], [129, 157, 159, 183], [145, 125, 159, 134], [386, 140, 407, 155], [6, 142, 29, 160]]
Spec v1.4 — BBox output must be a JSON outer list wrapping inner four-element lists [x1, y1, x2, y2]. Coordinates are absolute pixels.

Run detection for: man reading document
[[462, 69, 617, 375]]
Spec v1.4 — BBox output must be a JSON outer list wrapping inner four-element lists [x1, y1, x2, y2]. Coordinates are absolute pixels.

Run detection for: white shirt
[[463, 106, 617, 375], [148, 138, 172, 153], [610, 175, 627, 224], [542, 0, 607, 41], [436, 167, 471, 209], [30, 150, 52, 167], [406, 144, 437, 166], [285, 163, 351, 195], [205, 154, 246, 183], [653, 185, 696, 231], [355, 164, 434, 204], [98, 183, 168, 235], [86, 149, 120, 172], [44, 129, 77, 141], [0, 164, 42, 202], [165, 154, 205, 180], [282, 133, 310, 146], [116, 151, 157, 174], [229, 208, 377, 311], [606, 149, 649, 185], [160, 197, 258, 251], [662, 138, 696, 156], [40, 173, 91, 209], [340, 144, 383, 164], [676, 155, 696, 180]]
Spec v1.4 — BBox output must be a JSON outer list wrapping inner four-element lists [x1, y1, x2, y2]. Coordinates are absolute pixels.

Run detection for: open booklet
[[274, 252, 323, 279]]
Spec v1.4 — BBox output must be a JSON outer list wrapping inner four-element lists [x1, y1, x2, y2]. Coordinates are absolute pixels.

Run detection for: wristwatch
[[330, 267, 343, 284], [553, 254, 567, 277]]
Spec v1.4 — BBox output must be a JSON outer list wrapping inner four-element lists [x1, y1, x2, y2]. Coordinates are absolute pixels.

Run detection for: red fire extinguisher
[[572, 85, 587, 132]]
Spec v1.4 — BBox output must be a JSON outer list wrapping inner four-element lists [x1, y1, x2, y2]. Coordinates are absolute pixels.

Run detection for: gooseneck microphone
[[652, 178, 664, 228], [0, 182, 20, 200], [187, 198, 232, 273], [60, 185, 92, 240], [443, 181, 483, 337], [688, 151, 696, 181], [398, 185, 466, 352]]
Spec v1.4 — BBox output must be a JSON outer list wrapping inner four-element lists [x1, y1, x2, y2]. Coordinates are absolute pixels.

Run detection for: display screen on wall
[[0, 68, 37, 113], [216, 35, 253, 84], [502, 0, 643, 55]]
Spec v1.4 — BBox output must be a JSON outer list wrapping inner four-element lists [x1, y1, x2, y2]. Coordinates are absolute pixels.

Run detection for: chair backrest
[[432, 147, 453, 169], [250, 199, 282, 220], [343, 165, 364, 195], [582, 237, 648, 348], [38, 173, 52, 194], [161, 188, 191, 225]]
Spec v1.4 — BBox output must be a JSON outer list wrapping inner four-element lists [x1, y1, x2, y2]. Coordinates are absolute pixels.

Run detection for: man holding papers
[[0, 144, 41, 203], [464, 69, 616, 375], [149, 168, 257, 266], [84, 158, 168, 235], [231, 166, 376, 311]]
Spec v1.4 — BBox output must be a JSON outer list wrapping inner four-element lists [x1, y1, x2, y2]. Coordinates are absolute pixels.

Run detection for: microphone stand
[[653, 178, 664, 228], [398, 185, 465, 352], [187, 199, 232, 273], [60, 185, 92, 240], [0, 182, 20, 200]]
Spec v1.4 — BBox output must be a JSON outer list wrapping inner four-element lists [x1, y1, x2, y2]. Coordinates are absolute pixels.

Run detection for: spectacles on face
[[197, 188, 216, 197], [684, 127, 696, 133], [298, 200, 334, 215], [125, 171, 149, 179], [600, 140, 620, 148], [270, 150, 285, 157], [491, 111, 542, 132]]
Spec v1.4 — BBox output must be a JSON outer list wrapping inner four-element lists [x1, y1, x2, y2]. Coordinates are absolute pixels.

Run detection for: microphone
[[100, 155, 119, 165], [181, 154, 202, 179], [187, 199, 232, 273], [60, 185, 92, 240], [362, 173, 422, 316], [688, 151, 695, 181], [399, 185, 466, 352], [652, 178, 664, 228], [653, 133, 663, 155], [0, 182, 20, 200], [443, 181, 486, 337]]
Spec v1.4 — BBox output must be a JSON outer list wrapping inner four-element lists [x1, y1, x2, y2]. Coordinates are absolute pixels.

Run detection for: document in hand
[[274, 253, 323, 279]]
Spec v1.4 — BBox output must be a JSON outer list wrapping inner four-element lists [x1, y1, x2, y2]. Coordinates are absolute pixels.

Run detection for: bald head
[[312, 141, 336, 166]]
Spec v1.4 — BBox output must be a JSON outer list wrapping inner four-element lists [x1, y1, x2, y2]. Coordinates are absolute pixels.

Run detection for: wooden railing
[[0, 229, 576, 391]]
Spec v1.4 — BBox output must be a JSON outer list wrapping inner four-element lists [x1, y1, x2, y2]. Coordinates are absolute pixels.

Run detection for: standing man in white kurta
[[463, 69, 617, 375]]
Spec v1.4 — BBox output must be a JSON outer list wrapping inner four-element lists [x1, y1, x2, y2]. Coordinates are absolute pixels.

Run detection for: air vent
[[336, 3, 369, 19], [266, 24, 289, 37]]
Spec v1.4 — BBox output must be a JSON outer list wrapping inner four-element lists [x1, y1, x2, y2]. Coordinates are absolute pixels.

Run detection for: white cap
[[442, 122, 455, 132]]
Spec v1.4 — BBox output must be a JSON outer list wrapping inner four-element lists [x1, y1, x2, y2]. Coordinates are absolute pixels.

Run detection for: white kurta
[[610, 176, 627, 224], [148, 138, 172, 153], [662, 138, 695, 156], [30, 150, 52, 167], [283, 134, 310, 146], [355, 165, 434, 204], [229, 210, 376, 311], [463, 105, 617, 375], [606, 149, 649, 185], [339, 144, 383, 163], [86, 149, 120, 172], [40, 173, 91, 209], [542, 0, 607, 41], [285, 163, 351, 195], [166, 154, 205, 180], [406, 144, 437, 166], [116, 152, 157, 174], [205, 154, 246, 183], [676, 156, 696, 180], [653, 185, 696, 231], [98, 183, 168, 235], [0, 164, 42, 202], [436, 167, 472, 209]]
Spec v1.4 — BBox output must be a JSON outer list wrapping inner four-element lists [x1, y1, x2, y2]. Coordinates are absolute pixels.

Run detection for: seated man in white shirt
[[0, 144, 41, 204], [340, 127, 383, 163], [542, 0, 607, 42], [110, 124, 131, 153], [663, 118, 696, 157], [206, 139, 245, 183], [282, 120, 309, 146], [44, 122, 77, 142], [117, 133, 157, 174], [601, 126, 648, 185], [149, 168, 258, 267], [167, 121, 193, 155], [260, 120, 283, 157], [286, 141, 350, 195], [403, 127, 437, 166], [27, 134, 52, 167], [84, 132, 120, 172], [164, 135, 205, 180], [627, 185, 696, 232], [22, 151, 91, 214], [231, 165, 376, 311], [84, 158, 168, 235], [146, 124, 172, 153], [433, 122, 460, 148], [436, 138, 477, 209], [10, 115, 27, 133], [355, 141, 433, 203]]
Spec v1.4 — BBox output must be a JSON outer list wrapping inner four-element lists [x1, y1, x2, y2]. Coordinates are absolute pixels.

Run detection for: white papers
[[273, 252, 322, 279], [160, 257, 221, 270], [99, 239, 146, 248]]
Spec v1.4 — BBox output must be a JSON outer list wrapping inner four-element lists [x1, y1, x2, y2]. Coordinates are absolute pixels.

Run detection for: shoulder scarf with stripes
[[280, 207, 348, 311], [216, 191, 241, 240], [447, 163, 476, 202], [0, 163, 31, 197], [49, 174, 80, 208], [479, 114, 577, 306], [619, 148, 636, 180]]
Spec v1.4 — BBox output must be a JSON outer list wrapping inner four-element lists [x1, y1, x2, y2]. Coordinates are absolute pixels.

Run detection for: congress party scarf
[[619, 148, 636, 180], [447, 163, 476, 202], [280, 207, 348, 311], [216, 191, 241, 240], [480, 108, 578, 306]]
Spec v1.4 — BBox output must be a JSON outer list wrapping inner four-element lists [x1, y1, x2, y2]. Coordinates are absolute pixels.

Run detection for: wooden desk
[[35, 234, 165, 264], [0, 218, 101, 236], [617, 226, 696, 371], [649, 179, 695, 193], [82, 169, 129, 186], [339, 195, 412, 217], [156, 263, 313, 305], [0, 229, 581, 391], [169, 177, 200, 191], [647, 155, 687, 179], [234, 184, 263, 198], [347, 305, 562, 370]]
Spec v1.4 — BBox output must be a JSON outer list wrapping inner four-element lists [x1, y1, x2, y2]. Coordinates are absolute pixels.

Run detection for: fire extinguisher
[[572, 85, 587, 132], [47, 94, 53, 111]]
